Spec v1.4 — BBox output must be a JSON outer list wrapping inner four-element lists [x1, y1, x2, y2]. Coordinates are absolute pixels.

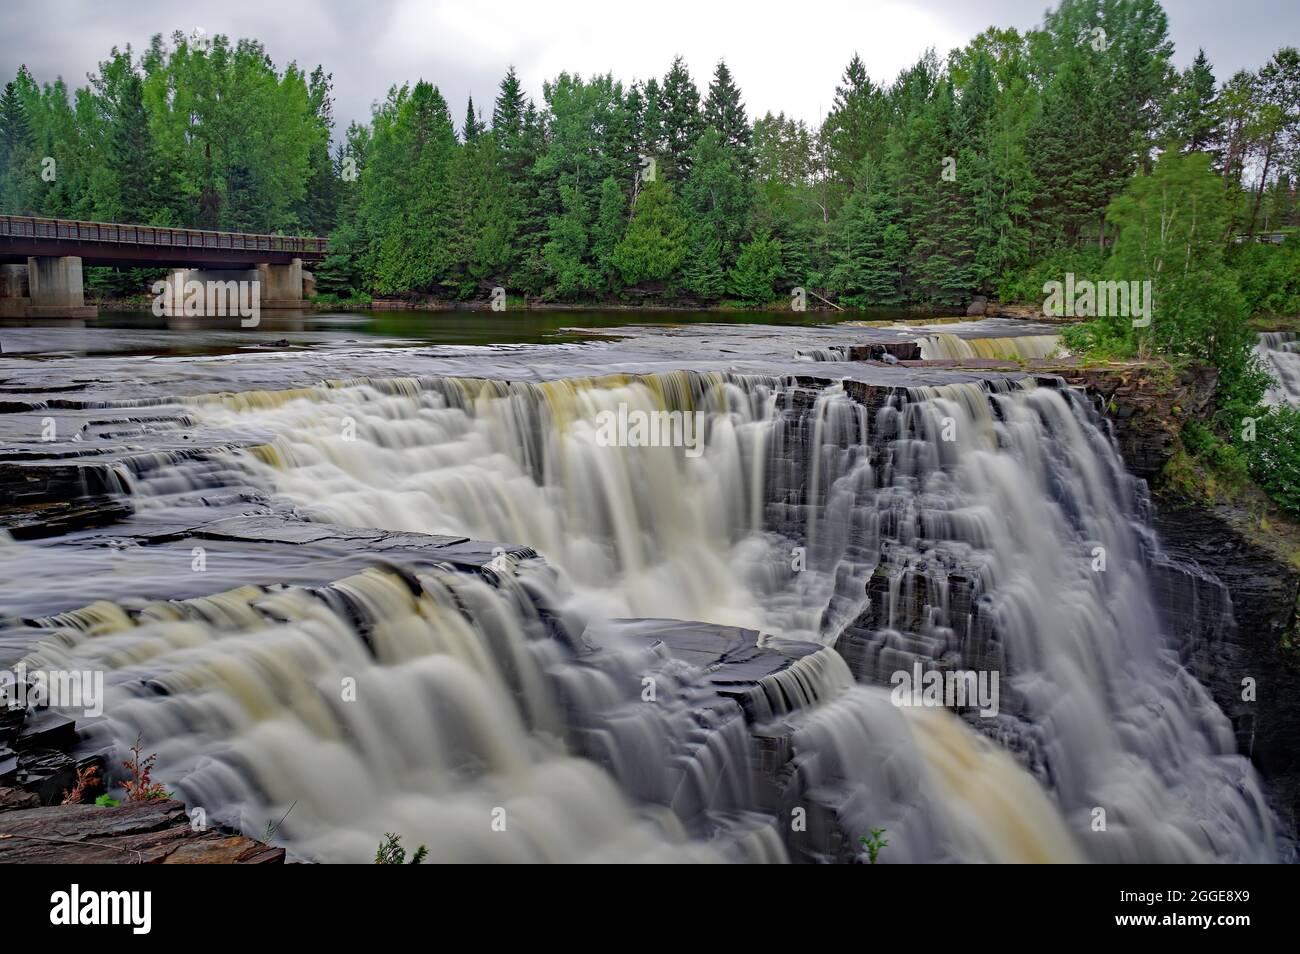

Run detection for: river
[[0, 310, 1281, 863]]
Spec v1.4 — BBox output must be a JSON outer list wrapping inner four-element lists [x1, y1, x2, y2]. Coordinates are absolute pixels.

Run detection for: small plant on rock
[[375, 833, 428, 864], [860, 827, 889, 864], [61, 763, 102, 805], [121, 734, 170, 801]]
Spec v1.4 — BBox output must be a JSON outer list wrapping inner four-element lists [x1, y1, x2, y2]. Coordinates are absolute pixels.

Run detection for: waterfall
[[917, 333, 1062, 361], [795, 346, 849, 362], [7, 367, 1277, 862], [1257, 331, 1300, 405]]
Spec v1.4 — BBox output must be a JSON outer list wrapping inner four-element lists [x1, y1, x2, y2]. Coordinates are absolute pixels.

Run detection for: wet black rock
[[1150, 500, 1300, 843]]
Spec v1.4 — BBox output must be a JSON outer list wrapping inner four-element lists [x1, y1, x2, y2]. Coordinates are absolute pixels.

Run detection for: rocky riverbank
[[0, 702, 283, 863]]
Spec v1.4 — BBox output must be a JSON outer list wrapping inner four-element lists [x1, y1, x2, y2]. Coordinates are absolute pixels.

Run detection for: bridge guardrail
[[0, 215, 329, 256]]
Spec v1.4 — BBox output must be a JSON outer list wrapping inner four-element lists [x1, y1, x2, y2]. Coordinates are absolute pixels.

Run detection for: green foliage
[[1182, 421, 1252, 483], [829, 175, 907, 305], [612, 179, 687, 287], [1103, 150, 1271, 422], [1229, 238, 1300, 318], [996, 246, 1107, 304], [1058, 319, 1137, 362], [0, 72, 38, 214], [682, 127, 751, 274], [374, 833, 428, 864], [659, 56, 703, 181], [94, 794, 121, 808], [728, 230, 783, 304], [543, 184, 598, 299], [703, 60, 752, 175], [1244, 408, 1300, 515], [860, 827, 889, 864]]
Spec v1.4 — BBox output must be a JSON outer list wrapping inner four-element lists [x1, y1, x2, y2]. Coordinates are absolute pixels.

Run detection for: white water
[[12, 369, 1277, 862], [1257, 331, 1300, 405], [917, 333, 1062, 361]]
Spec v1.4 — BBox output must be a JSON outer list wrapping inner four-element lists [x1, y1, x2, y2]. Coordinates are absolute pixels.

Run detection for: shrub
[[1244, 407, 1300, 515]]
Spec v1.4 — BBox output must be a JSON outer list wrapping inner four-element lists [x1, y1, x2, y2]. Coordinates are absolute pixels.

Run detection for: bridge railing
[[0, 215, 329, 256]]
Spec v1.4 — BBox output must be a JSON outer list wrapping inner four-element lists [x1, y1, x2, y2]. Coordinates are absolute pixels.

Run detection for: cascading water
[[1257, 331, 1300, 405], [917, 332, 1062, 361], [9, 367, 1277, 862]]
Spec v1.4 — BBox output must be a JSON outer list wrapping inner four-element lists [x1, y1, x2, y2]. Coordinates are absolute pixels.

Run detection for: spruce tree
[[463, 94, 486, 143], [106, 72, 159, 222], [830, 178, 906, 305], [682, 127, 750, 271], [703, 60, 752, 175], [1164, 50, 1218, 151], [0, 77, 35, 214], [659, 56, 702, 181], [822, 53, 885, 187]]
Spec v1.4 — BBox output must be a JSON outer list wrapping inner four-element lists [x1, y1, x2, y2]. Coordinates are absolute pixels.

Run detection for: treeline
[[0, 34, 337, 235], [0, 0, 1297, 312]]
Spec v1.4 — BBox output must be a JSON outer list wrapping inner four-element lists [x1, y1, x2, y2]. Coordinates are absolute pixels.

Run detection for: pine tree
[[822, 53, 886, 188], [106, 72, 160, 222], [1030, 55, 1110, 247], [298, 66, 340, 234], [659, 56, 702, 181], [0, 77, 36, 214], [1162, 50, 1219, 152], [493, 67, 526, 143], [491, 68, 544, 291], [640, 76, 665, 163], [447, 133, 511, 296], [898, 79, 974, 304], [681, 127, 751, 271], [463, 94, 485, 143], [682, 228, 727, 300], [703, 60, 752, 176], [829, 176, 906, 305]]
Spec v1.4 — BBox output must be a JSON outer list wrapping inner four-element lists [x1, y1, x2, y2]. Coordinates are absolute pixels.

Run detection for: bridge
[[0, 215, 329, 320]]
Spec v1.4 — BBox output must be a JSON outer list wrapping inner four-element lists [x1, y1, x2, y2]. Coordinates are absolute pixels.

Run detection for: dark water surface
[[1, 307, 963, 357]]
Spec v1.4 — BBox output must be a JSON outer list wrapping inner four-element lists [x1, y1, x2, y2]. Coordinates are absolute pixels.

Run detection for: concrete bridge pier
[[1, 258, 97, 321], [258, 258, 314, 309], [153, 259, 313, 321], [25, 257, 97, 320]]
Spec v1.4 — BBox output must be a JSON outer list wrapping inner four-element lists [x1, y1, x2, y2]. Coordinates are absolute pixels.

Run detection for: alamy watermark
[[1043, 273, 1151, 328], [1, 664, 105, 718], [889, 661, 1000, 717], [152, 277, 261, 327], [594, 402, 704, 458], [50, 884, 151, 935]]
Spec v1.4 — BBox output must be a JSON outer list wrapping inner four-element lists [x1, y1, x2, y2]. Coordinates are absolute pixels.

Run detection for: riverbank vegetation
[[0, 0, 1293, 310]]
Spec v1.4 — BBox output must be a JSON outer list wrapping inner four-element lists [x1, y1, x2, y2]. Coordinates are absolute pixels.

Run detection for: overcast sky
[[2, 0, 1296, 134]]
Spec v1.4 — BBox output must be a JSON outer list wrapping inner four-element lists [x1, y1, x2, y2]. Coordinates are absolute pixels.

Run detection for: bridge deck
[[0, 215, 328, 268]]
